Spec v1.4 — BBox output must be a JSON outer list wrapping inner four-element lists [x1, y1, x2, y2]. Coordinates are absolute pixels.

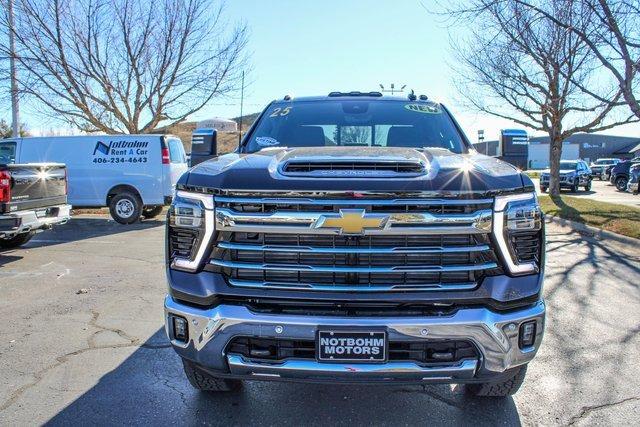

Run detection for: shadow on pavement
[[45, 329, 521, 426], [1, 216, 164, 253]]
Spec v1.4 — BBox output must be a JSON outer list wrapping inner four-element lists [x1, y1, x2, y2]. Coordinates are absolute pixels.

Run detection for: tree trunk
[[548, 131, 563, 197]]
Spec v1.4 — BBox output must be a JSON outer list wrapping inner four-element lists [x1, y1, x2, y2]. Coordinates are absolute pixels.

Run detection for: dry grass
[[166, 121, 250, 155], [539, 195, 640, 239]]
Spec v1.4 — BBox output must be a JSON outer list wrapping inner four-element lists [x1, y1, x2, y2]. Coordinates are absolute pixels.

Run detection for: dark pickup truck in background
[[0, 163, 71, 248]]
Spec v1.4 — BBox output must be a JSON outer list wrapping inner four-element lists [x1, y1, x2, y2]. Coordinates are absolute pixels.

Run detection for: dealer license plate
[[317, 330, 387, 362]]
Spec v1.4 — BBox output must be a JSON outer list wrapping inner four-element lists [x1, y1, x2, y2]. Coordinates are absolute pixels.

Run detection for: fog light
[[519, 321, 536, 348], [172, 316, 188, 342]]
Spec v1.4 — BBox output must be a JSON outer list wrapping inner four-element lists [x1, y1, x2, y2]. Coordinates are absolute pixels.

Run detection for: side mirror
[[189, 129, 217, 167]]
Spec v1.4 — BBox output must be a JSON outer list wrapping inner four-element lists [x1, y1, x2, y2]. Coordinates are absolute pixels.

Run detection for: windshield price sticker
[[255, 136, 281, 147], [404, 103, 441, 114]]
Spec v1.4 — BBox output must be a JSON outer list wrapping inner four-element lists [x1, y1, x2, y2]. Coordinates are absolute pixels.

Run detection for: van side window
[[0, 141, 17, 164], [168, 139, 186, 164]]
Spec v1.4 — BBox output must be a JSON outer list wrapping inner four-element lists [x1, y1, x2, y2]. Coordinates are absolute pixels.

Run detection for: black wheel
[[584, 180, 591, 191], [109, 191, 142, 224], [142, 205, 164, 219], [466, 365, 528, 397], [0, 231, 35, 249], [615, 176, 628, 192], [182, 358, 242, 392], [540, 186, 547, 193], [571, 179, 579, 193]]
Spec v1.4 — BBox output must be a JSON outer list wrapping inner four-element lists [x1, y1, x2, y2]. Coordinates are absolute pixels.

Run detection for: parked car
[[0, 135, 188, 223], [0, 163, 71, 248], [539, 160, 592, 192], [602, 164, 616, 182], [164, 92, 546, 397], [589, 158, 619, 179], [609, 158, 640, 192], [628, 163, 640, 194]]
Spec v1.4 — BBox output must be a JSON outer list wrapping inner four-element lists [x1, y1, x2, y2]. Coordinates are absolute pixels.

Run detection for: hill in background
[[166, 112, 260, 155]]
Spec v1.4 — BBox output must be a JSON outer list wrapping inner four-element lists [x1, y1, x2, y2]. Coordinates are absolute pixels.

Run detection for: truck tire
[[615, 176, 628, 192], [181, 358, 242, 392], [109, 191, 142, 224], [571, 179, 579, 193], [584, 180, 591, 191], [0, 231, 35, 249], [466, 365, 527, 397], [142, 206, 164, 219]]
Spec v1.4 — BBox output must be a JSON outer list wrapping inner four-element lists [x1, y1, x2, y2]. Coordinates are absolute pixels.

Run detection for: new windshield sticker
[[92, 140, 149, 164], [404, 103, 441, 114], [255, 136, 281, 147]]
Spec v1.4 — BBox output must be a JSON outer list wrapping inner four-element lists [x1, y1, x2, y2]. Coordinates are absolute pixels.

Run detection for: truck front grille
[[208, 196, 501, 292]]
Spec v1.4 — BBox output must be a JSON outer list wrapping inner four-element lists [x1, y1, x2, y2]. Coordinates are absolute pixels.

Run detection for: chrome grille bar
[[216, 196, 494, 206], [227, 279, 478, 292], [215, 208, 493, 235], [217, 241, 491, 254], [211, 259, 498, 273]]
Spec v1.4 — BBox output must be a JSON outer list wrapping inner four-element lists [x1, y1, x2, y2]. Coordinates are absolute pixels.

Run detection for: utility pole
[[238, 70, 245, 145], [8, 0, 20, 137]]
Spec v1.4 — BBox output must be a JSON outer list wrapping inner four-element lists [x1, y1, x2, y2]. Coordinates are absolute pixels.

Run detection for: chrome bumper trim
[[226, 355, 478, 381], [210, 259, 498, 273], [0, 204, 71, 237], [164, 297, 546, 376]]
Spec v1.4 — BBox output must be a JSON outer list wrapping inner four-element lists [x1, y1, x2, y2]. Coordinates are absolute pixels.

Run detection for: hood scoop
[[274, 146, 432, 178], [281, 159, 426, 177]]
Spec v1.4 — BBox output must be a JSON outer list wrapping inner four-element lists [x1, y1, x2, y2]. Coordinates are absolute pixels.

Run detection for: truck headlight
[[167, 190, 214, 272], [493, 193, 543, 275]]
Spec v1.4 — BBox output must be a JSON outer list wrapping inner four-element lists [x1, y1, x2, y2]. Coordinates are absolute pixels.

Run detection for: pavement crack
[[0, 310, 170, 413], [568, 396, 640, 425]]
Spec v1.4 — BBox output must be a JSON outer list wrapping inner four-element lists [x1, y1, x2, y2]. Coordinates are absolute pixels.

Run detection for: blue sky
[[6, 0, 640, 141], [197, 0, 640, 142]]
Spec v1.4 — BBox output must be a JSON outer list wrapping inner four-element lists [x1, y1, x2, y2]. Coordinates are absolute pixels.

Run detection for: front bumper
[[539, 175, 576, 187], [164, 296, 545, 384], [0, 204, 71, 238]]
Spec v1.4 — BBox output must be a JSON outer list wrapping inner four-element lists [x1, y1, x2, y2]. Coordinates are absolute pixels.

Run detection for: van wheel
[[109, 192, 142, 224], [0, 231, 35, 249], [142, 206, 164, 219]]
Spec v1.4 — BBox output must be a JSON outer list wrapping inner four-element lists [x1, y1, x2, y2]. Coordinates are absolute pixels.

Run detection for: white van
[[0, 135, 188, 223]]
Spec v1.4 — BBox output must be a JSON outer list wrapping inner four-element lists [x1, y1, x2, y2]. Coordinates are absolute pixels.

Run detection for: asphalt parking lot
[[532, 178, 640, 208], [0, 216, 639, 426]]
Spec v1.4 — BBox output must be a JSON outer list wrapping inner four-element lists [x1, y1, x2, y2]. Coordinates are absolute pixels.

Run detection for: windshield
[[560, 161, 578, 170], [243, 100, 468, 154], [0, 141, 16, 164]]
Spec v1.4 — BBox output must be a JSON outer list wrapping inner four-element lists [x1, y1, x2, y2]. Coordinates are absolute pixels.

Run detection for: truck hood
[[182, 147, 529, 196]]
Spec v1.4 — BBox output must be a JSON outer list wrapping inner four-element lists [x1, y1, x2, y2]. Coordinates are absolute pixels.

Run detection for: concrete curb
[[545, 215, 640, 247]]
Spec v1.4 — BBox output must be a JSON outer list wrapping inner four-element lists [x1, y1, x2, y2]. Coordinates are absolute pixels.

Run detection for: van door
[[164, 137, 188, 199]]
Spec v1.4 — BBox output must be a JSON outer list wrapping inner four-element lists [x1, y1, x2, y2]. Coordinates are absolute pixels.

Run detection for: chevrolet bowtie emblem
[[315, 209, 388, 234]]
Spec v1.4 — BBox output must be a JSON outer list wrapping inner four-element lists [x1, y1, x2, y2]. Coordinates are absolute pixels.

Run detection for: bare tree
[[0, 0, 248, 134], [446, 0, 637, 195], [513, 0, 640, 120]]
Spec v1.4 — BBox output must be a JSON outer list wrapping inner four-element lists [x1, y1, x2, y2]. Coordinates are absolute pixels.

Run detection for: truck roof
[[271, 92, 434, 104]]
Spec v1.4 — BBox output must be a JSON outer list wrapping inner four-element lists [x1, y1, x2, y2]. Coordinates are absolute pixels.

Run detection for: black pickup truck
[[0, 163, 71, 248], [164, 93, 545, 397]]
